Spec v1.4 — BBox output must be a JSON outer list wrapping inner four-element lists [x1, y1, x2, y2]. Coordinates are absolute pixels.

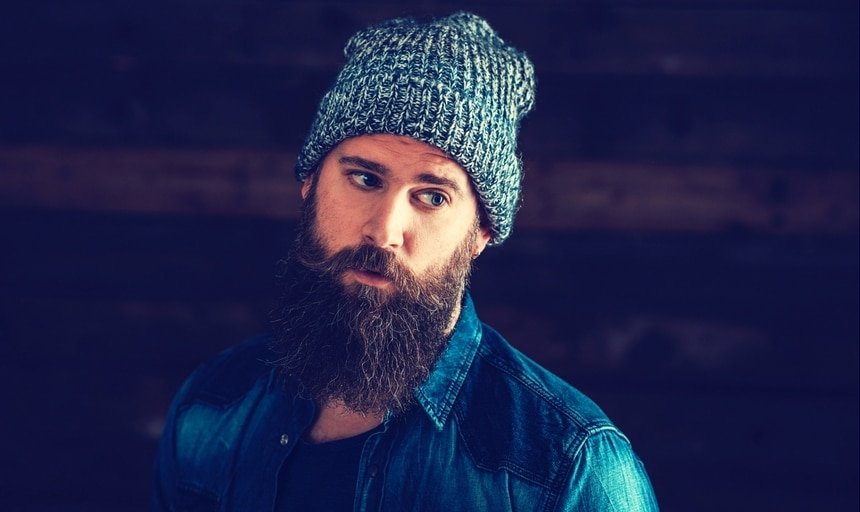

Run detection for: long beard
[[269, 192, 475, 416]]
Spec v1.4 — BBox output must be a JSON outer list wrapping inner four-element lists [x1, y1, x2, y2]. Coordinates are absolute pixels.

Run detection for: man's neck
[[307, 401, 384, 443]]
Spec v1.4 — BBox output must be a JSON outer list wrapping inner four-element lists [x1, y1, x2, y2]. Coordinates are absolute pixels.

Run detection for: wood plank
[[519, 159, 860, 235], [1, 1, 855, 78], [0, 146, 302, 218], [1, 146, 856, 235], [1, 3, 856, 165], [526, 74, 859, 167], [2, 69, 855, 166], [3, 291, 855, 392]]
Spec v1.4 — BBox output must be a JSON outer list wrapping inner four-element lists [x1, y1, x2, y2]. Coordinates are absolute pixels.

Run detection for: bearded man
[[152, 12, 658, 511]]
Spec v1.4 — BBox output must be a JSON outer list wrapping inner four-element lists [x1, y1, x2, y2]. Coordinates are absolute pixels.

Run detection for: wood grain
[[2, 146, 856, 235]]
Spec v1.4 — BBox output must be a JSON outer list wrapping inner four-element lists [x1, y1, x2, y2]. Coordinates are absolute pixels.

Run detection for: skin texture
[[301, 134, 491, 288], [298, 133, 491, 442]]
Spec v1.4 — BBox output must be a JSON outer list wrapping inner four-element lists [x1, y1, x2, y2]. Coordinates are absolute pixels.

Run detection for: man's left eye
[[417, 192, 447, 208]]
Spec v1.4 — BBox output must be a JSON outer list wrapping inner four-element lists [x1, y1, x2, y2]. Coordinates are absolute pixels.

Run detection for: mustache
[[294, 242, 415, 290]]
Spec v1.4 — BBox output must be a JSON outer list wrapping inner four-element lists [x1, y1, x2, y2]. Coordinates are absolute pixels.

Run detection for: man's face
[[302, 133, 491, 298], [270, 134, 491, 415]]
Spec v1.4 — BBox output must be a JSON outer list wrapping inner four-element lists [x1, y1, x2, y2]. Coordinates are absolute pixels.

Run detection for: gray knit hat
[[295, 12, 535, 245]]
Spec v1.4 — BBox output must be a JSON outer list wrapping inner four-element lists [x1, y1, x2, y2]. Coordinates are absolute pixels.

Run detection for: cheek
[[313, 191, 364, 248], [410, 220, 473, 273]]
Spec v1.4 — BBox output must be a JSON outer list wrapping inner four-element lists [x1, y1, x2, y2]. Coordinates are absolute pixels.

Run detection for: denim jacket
[[152, 294, 658, 511]]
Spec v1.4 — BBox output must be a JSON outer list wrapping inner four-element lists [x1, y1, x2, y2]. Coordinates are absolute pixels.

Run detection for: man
[[153, 12, 658, 511]]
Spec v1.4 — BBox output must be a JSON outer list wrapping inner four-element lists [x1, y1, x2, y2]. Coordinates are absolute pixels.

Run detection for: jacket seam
[[477, 344, 610, 434], [544, 428, 631, 512], [418, 320, 483, 427], [452, 407, 561, 492]]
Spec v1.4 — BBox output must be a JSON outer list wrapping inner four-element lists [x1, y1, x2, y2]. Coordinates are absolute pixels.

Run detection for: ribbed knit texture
[[295, 12, 536, 245]]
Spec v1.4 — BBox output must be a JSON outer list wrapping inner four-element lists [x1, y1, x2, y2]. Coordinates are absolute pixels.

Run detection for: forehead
[[326, 134, 473, 188]]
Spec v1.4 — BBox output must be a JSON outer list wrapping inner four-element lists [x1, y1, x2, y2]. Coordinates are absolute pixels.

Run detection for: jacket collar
[[413, 292, 482, 431]]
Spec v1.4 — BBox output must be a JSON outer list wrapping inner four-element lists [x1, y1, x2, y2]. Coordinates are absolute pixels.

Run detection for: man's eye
[[417, 191, 448, 208], [348, 172, 381, 189]]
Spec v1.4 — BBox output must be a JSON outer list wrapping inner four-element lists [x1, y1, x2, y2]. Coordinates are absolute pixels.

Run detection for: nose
[[361, 193, 408, 250]]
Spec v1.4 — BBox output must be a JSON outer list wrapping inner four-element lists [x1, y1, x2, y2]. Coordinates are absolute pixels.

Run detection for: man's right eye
[[348, 171, 382, 189]]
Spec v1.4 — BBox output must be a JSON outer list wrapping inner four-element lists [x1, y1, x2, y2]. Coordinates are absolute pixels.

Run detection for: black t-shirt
[[276, 427, 380, 511]]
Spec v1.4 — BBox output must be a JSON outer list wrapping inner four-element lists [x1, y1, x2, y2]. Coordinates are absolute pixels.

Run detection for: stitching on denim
[[541, 429, 585, 512], [548, 429, 632, 512], [417, 320, 483, 428], [176, 482, 220, 508], [179, 370, 270, 414], [476, 342, 614, 435], [452, 404, 559, 491]]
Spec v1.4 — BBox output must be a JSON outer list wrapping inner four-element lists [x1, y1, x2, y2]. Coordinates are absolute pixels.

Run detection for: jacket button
[[280, 434, 289, 446], [368, 464, 378, 478]]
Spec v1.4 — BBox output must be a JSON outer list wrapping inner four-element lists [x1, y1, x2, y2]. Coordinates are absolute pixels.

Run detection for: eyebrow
[[415, 173, 463, 196], [338, 155, 464, 196], [339, 156, 388, 176]]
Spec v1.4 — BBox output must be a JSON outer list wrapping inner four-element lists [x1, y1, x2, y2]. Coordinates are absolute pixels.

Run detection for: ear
[[300, 175, 313, 201], [472, 226, 492, 258]]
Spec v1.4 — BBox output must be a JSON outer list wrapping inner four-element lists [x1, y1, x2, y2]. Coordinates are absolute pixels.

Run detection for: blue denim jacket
[[152, 294, 658, 511]]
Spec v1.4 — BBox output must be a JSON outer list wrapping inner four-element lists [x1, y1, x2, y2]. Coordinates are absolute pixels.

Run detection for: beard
[[269, 186, 476, 417]]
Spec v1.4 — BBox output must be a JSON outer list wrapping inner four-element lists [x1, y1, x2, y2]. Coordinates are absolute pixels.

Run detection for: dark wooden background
[[1, 1, 857, 510]]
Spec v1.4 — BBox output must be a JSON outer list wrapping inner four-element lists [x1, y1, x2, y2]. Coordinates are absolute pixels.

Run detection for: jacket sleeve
[[152, 370, 228, 512], [150, 336, 275, 511], [150, 375, 190, 512], [555, 428, 659, 512]]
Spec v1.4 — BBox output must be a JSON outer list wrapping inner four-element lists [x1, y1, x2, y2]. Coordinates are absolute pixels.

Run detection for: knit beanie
[[295, 12, 536, 245]]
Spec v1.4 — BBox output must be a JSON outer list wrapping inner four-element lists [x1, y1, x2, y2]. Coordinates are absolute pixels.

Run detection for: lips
[[347, 268, 394, 289]]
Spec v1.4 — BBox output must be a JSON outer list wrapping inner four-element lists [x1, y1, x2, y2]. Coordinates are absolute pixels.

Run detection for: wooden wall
[[1, 1, 857, 510]]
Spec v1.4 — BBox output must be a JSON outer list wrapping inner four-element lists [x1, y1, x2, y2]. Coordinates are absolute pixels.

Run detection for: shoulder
[[153, 334, 283, 506], [452, 323, 650, 503], [559, 427, 659, 511], [174, 333, 277, 408], [456, 322, 619, 444], [164, 334, 282, 466]]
